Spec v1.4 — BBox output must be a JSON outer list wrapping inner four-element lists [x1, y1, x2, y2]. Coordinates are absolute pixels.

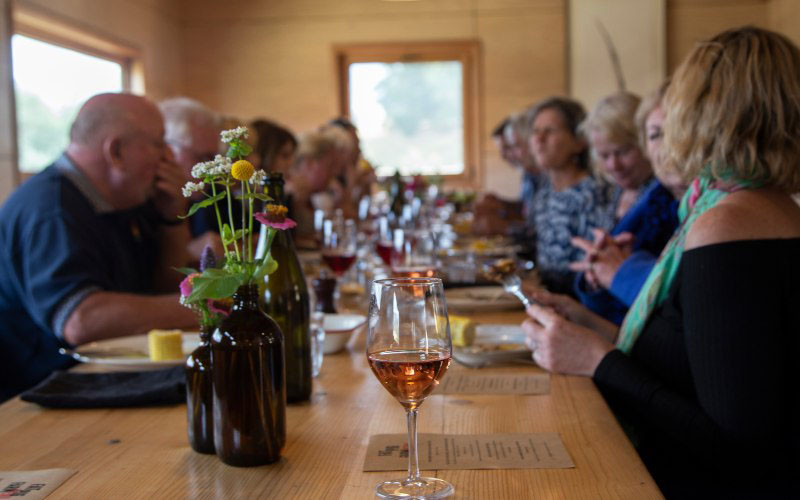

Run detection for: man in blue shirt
[[0, 93, 198, 401]]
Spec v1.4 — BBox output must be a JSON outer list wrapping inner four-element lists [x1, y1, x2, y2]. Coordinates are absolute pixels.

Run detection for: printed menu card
[[364, 433, 574, 471], [437, 372, 550, 395], [0, 469, 75, 499]]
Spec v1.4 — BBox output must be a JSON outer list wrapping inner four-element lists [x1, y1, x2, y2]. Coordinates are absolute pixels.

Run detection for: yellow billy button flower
[[231, 160, 255, 181]]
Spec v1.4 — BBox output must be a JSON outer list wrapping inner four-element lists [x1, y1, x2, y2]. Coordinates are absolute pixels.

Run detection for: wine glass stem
[[405, 408, 420, 482]]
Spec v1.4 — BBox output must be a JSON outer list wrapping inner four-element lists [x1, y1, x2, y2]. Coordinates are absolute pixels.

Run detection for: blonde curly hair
[[663, 26, 800, 191]]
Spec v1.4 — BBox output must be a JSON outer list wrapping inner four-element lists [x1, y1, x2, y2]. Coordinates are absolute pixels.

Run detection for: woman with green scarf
[[522, 26, 800, 497]]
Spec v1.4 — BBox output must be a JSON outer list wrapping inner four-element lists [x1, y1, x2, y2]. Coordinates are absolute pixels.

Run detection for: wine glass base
[[375, 477, 454, 499]]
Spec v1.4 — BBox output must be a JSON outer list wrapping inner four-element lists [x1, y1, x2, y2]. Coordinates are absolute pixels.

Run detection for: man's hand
[[153, 157, 188, 221]]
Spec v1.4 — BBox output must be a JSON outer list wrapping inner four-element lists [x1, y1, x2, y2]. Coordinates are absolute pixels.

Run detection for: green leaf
[[221, 224, 234, 245], [187, 272, 246, 302], [253, 193, 273, 202], [174, 267, 198, 276], [233, 228, 249, 240], [181, 192, 225, 219], [253, 254, 279, 283], [238, 143, 253, 157]]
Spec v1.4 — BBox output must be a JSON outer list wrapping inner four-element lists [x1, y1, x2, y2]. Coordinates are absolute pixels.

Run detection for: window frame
[[10, 4, 143, 179], [334, 40, 481, 187]]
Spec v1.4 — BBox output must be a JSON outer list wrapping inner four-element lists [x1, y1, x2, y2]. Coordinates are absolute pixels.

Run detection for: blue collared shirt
[[0, 155, 160, 401]]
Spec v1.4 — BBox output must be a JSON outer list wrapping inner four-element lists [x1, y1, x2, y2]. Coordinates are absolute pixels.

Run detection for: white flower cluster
[[181, 181, 205, 198], [250, 169, 267, 186], [191, 155, 232, 179], [220, 126, 249, 143]]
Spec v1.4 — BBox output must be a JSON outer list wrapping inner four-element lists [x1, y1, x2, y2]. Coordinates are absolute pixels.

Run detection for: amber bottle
[[185, 326, 214, 454], [211, 284, 286, 466]]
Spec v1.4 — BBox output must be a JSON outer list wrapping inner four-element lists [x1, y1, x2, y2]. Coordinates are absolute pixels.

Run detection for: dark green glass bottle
[[259, 172, 313, 403], [211, 284, 286, 466]]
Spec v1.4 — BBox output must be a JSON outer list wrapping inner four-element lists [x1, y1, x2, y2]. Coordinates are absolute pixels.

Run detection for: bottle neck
[[232, 283, 260, 311]]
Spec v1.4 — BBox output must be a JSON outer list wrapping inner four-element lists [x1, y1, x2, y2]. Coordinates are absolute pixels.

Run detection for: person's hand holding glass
[[367, 277, 454, 499]]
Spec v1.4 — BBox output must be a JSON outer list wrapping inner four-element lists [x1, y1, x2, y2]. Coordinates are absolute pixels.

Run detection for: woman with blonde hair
[[523, 26, 800, 496], [568, 91, 679, 324]]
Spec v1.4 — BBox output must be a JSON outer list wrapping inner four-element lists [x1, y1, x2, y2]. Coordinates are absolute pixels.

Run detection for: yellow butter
[[148, 329, 184, 361], [448, 315, 476, 347]]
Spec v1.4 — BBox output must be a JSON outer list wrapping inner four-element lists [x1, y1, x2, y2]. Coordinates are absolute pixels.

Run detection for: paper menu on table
[[0, 469, 75, 499], [437, 372, 549, 395], [363, 433, 574, 471]]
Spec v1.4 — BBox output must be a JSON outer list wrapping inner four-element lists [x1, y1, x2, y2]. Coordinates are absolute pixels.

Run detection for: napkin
[[20, 366, 186, 408]]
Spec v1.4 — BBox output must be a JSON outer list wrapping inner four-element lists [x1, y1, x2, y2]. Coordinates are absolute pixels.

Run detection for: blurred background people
[[250, 118, 297, 175], [568, 91, 679, 323], [159, 97, 223, 259], [528, 97, 615, 295]]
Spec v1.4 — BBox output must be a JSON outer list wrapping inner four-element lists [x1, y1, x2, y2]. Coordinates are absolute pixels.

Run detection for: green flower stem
[[246, 181, 254, 262], [240, 180, 247, 262], [210, 181, 230, 262], [225, 179, 241, 261]]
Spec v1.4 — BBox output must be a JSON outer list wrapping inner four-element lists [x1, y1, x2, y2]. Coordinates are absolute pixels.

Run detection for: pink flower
[[255, 204, 297, 230], [180, 273, 200, 297]]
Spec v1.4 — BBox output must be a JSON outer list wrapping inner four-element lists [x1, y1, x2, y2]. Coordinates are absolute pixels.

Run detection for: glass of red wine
[[367, 277, 454, 499], [322, 218, 357, 277], [375, 216, 394, 267]]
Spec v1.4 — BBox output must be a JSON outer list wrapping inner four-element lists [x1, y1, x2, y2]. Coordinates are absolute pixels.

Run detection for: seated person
[[284, 131, 338, 247], [527, 97, 616, 295], [324, 118, 376, 221], [0, 93, 198, 402], [522, 27, 800, 497], [568, 90, 679, 324], [474, 110, 541, 257], [250, 119, 297, 175], [159, 97, 223, 259]]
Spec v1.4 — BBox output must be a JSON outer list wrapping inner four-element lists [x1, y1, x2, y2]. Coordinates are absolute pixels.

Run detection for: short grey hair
[[158, 97, 219, 148]]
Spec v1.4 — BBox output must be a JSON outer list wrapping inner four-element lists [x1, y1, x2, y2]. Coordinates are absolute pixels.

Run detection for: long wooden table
[[0, 311, 662, 499]]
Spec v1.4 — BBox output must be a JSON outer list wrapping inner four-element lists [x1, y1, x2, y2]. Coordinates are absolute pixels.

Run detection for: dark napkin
[[20, 365, 186, 408]]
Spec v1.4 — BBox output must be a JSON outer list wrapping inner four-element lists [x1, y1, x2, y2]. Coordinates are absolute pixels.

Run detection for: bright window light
[[349, 61, 464, 177], [12, 34, 124, 173]]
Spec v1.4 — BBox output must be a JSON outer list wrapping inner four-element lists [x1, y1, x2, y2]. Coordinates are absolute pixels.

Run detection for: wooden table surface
[[0, 310, 662, 499]]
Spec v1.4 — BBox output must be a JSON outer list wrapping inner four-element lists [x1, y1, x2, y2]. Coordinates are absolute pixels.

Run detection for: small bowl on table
[[322, 313, 367, 354]]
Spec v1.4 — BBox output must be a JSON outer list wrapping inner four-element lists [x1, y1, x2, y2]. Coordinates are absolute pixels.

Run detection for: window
[[336, 41, 480, 183], [12, 35, 124, 173], [11, 7, 141, 174]]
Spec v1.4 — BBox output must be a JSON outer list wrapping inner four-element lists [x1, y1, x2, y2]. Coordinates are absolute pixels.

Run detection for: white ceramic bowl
[[322, 313, 367, 354]]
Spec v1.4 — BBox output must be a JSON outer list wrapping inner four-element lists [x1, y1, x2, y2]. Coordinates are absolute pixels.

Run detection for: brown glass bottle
[[185, 326, 214, 454], [211, 284, 286, 466], [259, 173, 313, 403]]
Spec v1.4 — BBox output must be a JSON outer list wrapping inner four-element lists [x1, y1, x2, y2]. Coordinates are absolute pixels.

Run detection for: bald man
[[0, 93, 197, 401]]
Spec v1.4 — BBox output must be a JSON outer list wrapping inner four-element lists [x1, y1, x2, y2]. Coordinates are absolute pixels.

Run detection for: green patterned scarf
[[616, 176, 736, 353]]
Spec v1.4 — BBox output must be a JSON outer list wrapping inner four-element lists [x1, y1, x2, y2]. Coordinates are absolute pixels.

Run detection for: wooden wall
[[1, 0, 798, 200], [179, 0, 567, 197], [667, 0, 769, 72]]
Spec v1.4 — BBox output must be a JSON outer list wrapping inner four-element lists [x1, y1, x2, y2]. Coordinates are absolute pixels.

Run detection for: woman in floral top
[[528, 97, 616, 295]]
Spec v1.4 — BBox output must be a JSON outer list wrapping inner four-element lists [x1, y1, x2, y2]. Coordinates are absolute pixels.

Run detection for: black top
[[593, 238, 800, 498]]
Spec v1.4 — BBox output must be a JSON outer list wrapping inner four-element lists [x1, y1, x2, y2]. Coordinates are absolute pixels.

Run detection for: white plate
[[60, 332, 201, 370], [322, 313, 367, 354], [453, 324, 532, 368], [445, 286, 524, 312]]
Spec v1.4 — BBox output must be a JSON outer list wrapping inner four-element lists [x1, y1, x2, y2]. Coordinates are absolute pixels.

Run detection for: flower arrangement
[[178, 126, 296, 329]]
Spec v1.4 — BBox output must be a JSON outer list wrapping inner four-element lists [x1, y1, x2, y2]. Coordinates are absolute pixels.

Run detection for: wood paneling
[[667, 0, 769, 72], [181, 0, 566, 197]]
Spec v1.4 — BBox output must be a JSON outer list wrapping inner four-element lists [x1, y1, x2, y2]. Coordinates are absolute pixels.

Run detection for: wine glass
[[390, 228, 437, 279], [321, 218, 357, 277], [367, 277, 454, 499], [375, 216, 394, 267]]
